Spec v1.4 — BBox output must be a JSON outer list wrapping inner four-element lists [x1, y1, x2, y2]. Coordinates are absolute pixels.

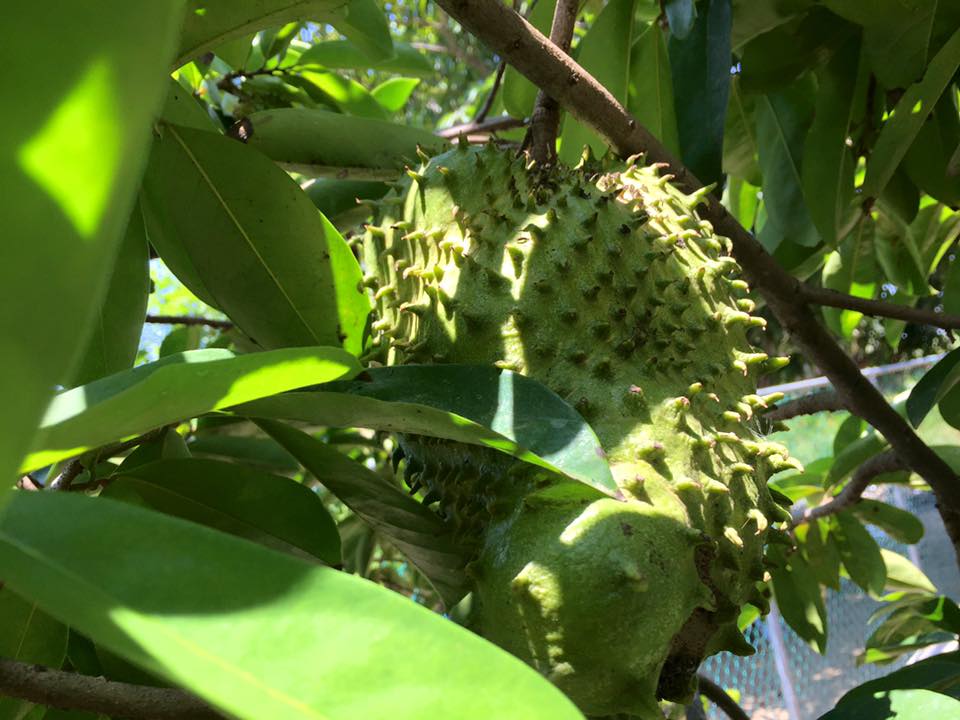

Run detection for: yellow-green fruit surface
[[363, 144, 795, 717]]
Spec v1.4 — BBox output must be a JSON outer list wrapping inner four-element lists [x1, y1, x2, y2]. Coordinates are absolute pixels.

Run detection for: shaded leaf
[[235, 364, 617, 495], [834, 511, 887, 596], [854, 501, 924, 545], [903, 93, 960, 206], [186, 433, 300, 472], [801, 519, 841, 591], [665, 0, 697, 39], [295, 40, 433, 76], [723, 77, 761, 184], [1, 3, 183, 499], [559, 0, 638, 164], [820, 688, 960, 719], [838, 655, 960, 704], [22, 347, 360, 472], [907, 348, 960, 427], [730, 0, 813, 49], [668, 0, 732, 186], [821, 217, 877, 336], [330, 0, 393, 62], [627, 23, 681, 156], [246, 107, 448, 169], [104, 458, 341, 565], [862, 26, 960, 200], [0, 491, 582, 720], [861, 0, 938, 88], [258, 420, 469, 605], [770, 545, 828, 653], [142, 123, 370, 353]]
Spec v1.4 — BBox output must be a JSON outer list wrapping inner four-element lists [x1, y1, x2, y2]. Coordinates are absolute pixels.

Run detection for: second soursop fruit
[[363, 143, 795, 717]]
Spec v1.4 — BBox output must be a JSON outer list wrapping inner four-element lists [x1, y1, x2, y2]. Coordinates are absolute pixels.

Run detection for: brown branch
[[433, 0, 960, 567], [145, 315, 233, 330], [0, 658, 221, 720], [766, 391, 847, 422], [526, 0, 578, 165], [697, 675, 750, 720], [796, 450, 908, 524], [475, 60, 507, 122], [802, 285, 960, 330], [436, 115, 526, 139], [47, 460, 84, 491]]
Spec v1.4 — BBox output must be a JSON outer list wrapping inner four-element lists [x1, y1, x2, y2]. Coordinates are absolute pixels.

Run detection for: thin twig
[[802, 285, 960, 331], [145, 315, 233, 330], [795, 450, 908, 524], [436, 115, 526, 139], [0, 658, 221, 720], [526, 0, 578, 166], [47, 460, 84, 491], [433, 0, 960, 567], [475, 61, 507, 122], [697, 675, 750, 720], [766, 391, 847, 422]]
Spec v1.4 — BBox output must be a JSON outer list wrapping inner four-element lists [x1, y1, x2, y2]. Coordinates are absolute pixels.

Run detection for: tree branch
[[475, 60, 507, 122], [47, 460, 84, 491], [802, 285, 960, 330], [436, 115, 526, 139], [526, 0, 578, 165], [145, 315, 233, 330], [696, 675, 750, 720], [795, 450, 908, 524], [0, 658, 221, 720], [433, 0, 960, 566], [766, 391, 847, 421]]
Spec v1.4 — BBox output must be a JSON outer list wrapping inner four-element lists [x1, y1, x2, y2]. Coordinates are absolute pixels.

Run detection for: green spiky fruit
[[363, 144, 794, 717]]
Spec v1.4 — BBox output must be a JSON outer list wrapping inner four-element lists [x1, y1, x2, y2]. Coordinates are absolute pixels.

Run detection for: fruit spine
[[363, 143, 794, 717]]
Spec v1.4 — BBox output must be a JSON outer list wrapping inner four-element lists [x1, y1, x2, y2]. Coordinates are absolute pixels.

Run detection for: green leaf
[[245, 108, 448, 170], [739, 7, 855, 93], [821, 217, 877, 336], [770, 545, 828, 653], [756, 79, 820, 247], [104, 458, 341, 565], [873, 213, 929, 297], [372, 77, 421, 113], [665, 0, 697, 39], [119, 427, 192, 471], [903, 93, 960, 206], [295, 40, 433, 76], [559, 0, 638, 164], [330, 0, 393, 62], [176, 0, 349, 67], [142, 123, 370, 353], [0, 587, 68, 720], [502, 0, 556, 119], [22, 347, 360, 472], [257, 420, 469, 606], [298, 70, 388, 119], [627, 23, 682, 157], [880, 166, 922, 224], [305, 179, 388, 223], [838, 655, 960, 704], [834, 511, 887, 596], [880, 549, 936, 593], [861, 0, 938, 89], [0, 491, 583, 720], [723, 77, 761, 184], [801, 37, 867, 246], [1, 3, 183, 500], [668, 0, 732, 186], [801, 519, 841, 591], [186, 433, 300, 472], [907, 348, 960, 427], [723, 177, 760, 229], [730, 0, 813, 49], [820, 688, 960, 719], [862, 26, 960, 201], [236, 364, 617, 496], [854, 501, 925, 545]]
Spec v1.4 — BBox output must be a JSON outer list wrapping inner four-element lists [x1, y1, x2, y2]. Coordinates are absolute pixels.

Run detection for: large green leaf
[[372, 77, 421, 113], [297, 70, 389, 119], [862, 26, 960, 201], [295, 40, 433, 76], [880, 549, 936, 593], [907, 348, 960, 427], [903, 93, 960, 206], [770, 545, 828, 653], [756, 79, 820, 248], [176, 0, 354, 67], [502, 0, 556, 119], [235, 364, 617, 495], [821, 217, 877, 336], [0, 587, 68, 720], [835, 511, 887, 596], [0, 491, 583, 720], [837, 653, 960, 703], [327, 0, 393, 62], [627, 23, 681, 157], [854, 501, 924, 545], [723, 77, 761, 184], [1, 3, 183, 499], [103, 458, 341, 565], [22, 347, 360, 472], [245, 108, 448, 170], [859, 0, 938, 88], [801, 37, 867, 246], [559, 0, 638, 164], [142, 123, 370, 353], [819, 688, 960, 720], [730, 0, 813, 49], [257, 420, 469, 606], [69, 203, 150, 386], [668, 0, 732, 186]]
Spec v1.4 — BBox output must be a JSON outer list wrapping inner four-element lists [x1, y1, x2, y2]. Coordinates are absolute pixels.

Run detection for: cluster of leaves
[[6, 0, 960, 719]]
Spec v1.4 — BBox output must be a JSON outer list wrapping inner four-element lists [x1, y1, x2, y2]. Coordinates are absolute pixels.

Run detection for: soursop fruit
[[362, 143, 795, 717]]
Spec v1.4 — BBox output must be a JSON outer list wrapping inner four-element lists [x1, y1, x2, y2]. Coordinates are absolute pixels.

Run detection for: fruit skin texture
[[363, 144, 794, 717]]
